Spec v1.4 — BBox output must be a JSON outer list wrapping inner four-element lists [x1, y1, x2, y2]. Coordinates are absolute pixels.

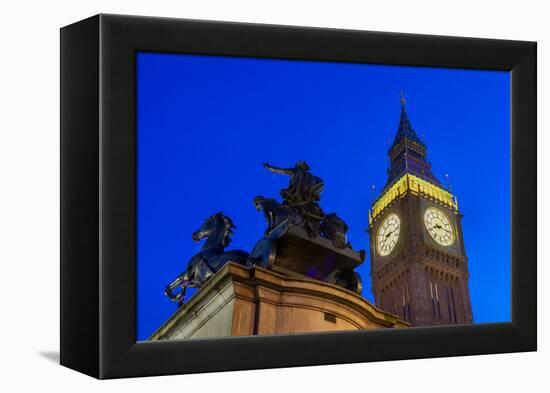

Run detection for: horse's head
[[192, 212, 236, 247]]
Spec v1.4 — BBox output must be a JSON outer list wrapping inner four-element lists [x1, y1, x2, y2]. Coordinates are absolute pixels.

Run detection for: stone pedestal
[[149, 262, 407, 340]]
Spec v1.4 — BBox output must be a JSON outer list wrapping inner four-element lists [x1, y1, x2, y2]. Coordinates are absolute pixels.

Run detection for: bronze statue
[[165, 161, 364, 305], [324, 268, 363, 294], [263, 161, 324, 204], [253, 195, 294, 235], [263, 161, 325, 238], [248, 161, 363, 293], [164, 212, 248, 306], [321, 213, 351, 249]]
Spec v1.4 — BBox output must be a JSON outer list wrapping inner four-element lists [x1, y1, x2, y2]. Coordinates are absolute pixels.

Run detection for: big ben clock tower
[[368, 95, 473, 326]]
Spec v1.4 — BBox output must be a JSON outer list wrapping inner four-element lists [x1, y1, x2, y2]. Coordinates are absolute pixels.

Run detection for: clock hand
[[431, 226, 451, 237]]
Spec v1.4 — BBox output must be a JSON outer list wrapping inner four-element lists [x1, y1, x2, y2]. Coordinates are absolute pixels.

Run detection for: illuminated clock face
[[424, 207, 455, 246], [377, 213, 400, 256]]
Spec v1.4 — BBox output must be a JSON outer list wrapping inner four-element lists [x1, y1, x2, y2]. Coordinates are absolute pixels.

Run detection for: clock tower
[[368, 95, 473, 326]]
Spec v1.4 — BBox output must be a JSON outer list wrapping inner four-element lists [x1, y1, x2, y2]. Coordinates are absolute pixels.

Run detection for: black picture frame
[[60, 14, 536, 379]]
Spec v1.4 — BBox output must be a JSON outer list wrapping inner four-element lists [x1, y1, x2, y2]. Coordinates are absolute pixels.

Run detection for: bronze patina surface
[[249, 161, 364, 293], [164, 161, 365, 304], [164, 212, 248, 305]]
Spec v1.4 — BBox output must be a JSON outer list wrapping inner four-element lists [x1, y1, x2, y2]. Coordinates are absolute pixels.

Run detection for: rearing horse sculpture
[[164, 212, 249, 306]]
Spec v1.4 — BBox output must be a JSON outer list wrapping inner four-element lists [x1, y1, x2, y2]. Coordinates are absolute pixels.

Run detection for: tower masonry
[[368, 95, 473, 326]]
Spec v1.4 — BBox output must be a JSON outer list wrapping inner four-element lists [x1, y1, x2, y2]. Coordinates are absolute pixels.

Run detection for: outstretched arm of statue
[[263, 162, 293, 176]]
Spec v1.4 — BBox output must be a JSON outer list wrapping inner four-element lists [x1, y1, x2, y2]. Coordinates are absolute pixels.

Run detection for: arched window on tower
[[446, 286, 457, 324], [402, 286, 411, 321], [429, 281, 441, 320]]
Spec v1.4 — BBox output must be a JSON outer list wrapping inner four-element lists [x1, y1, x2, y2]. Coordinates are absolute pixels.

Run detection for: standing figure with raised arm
[[262, 161, 325, 238]]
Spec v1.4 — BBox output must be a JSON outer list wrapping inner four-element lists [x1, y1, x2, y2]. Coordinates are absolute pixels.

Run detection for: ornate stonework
[[150, 263, 407, 340], [368, 97, 473, 326], [369, 173, 458, 224]]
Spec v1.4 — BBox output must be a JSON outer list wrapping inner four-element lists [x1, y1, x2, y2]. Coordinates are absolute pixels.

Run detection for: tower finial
[[400, 89, 407, 108]]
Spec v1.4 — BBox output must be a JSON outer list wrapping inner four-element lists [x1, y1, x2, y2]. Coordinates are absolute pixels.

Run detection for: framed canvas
[[60, 14, 536, 379]]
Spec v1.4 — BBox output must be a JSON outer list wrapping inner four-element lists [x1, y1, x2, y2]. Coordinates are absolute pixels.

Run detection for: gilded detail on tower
[[369, 94, 473, 327], [369, 173, 458, 225]]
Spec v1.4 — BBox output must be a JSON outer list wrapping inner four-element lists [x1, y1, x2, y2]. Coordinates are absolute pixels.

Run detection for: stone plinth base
[[149, 263, 407, 340]]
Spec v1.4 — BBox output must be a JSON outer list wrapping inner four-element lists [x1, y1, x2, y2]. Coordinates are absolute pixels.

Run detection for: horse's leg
[[177, 287, 187, 307], [165, 265, 195, 304], [165, 274, 185, 299]]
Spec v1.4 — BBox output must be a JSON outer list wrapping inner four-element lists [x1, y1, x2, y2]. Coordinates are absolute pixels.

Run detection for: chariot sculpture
[[165, 161, 364, 306], [248, 161, 363, 293]]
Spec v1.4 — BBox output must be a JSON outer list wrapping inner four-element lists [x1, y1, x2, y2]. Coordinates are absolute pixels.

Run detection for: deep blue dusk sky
[[137, 52, 510, 340]]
